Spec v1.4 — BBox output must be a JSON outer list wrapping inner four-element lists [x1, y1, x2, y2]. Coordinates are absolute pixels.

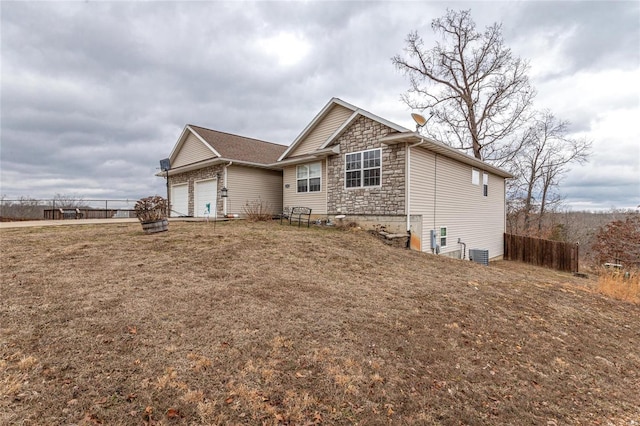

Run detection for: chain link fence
[[0, 197, 137, 221]]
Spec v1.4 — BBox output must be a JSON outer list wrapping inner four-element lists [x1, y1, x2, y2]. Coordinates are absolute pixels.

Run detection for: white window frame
[[483, 172, 488, 197], [472, 169, 480, 186], [345, 148, 382, 189], [296, 162, 322, 193], [439, 226, 447, 248]]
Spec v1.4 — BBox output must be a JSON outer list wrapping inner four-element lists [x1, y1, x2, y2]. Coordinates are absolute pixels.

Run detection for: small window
[[296, 162, 321, 193], [440, 227, 447, 247], [345, 148, 381, 188], [472, 169, 480, 185], [483, 172, 488, 197]]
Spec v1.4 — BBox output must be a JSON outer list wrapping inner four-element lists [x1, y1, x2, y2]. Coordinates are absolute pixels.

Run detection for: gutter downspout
[[223, 161, 232, 216], [406, 138, 425, 232]]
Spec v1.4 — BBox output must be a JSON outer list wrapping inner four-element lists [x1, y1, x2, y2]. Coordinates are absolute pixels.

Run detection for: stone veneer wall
[[169, 165, 225, 216], [326, 116, 406, 215]]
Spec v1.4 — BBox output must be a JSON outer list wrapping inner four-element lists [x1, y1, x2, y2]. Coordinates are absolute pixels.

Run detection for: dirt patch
[[1, 221, 639, 425]]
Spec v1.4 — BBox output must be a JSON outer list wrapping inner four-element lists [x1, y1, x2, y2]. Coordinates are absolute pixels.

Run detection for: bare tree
[[0, 195, 45, 220], [508, 111, 591, 233], [592, 214, 640, 268], [53, 193, 85, 208], [392, 9, 535, 161]]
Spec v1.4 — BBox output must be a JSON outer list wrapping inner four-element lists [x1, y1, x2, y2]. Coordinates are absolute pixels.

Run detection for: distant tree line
[[0, 194, 86, 220], [592, 214, 640, 269]]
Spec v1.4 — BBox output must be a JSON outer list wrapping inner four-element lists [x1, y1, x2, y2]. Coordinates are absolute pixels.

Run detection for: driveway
[[0, 218, 139, 229], [0, 217, 215, 229]]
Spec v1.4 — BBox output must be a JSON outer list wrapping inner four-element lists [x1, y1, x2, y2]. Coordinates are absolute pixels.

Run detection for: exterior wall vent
[[469, 249, 489, 266]]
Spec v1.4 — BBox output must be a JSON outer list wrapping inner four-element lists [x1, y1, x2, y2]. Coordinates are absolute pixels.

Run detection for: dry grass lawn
[[1, 221, 639, 425]]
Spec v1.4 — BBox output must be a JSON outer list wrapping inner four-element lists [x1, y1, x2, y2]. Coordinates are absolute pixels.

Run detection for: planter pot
[[141, 219, 168, 234]]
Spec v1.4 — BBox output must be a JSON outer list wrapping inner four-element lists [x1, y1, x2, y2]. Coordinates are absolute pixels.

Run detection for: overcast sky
[[1, 1, 638, 211]]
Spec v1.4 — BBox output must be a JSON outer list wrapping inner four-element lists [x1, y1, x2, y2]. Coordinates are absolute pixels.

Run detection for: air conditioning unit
[[469, 249, 489, 266]]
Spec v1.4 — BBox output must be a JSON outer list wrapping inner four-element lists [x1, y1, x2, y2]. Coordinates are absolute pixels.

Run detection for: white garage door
[[171, 184, 188, 217], [195, 179, 217, 218]]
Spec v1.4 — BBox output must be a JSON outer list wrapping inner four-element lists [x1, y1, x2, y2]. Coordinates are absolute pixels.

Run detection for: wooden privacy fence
[[504, 233, 579, 273], [43, 209, 135, 220]]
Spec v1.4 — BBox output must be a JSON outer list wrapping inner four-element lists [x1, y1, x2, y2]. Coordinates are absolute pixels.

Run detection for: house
[[163, 125, 286, 218], [162, 98, 512, 260]]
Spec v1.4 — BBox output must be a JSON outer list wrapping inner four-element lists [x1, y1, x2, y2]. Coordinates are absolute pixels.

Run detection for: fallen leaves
[[142, 406, 153, 422], [17, 355, 38, 370], [156, 367, 178, 389], [166, 408, 181, 419], [384, 403, 394, 416], [186, 353, 212, 372], [81, 412, 102, 425]]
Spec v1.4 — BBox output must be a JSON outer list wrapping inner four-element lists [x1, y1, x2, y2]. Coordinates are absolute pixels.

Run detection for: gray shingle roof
[[189, 125, 287, 165]]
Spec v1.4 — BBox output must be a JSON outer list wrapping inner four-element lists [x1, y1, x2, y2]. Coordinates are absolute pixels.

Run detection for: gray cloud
[[506, 1, 640, 78]]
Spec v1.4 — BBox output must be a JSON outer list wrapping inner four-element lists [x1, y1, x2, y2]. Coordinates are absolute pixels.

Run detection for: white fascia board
[[186, 125, 222, 157], [164, 157, 282, 176], [271, 155, 323, 167], [319, 107, 410, 150], [379, 132, 419, 145], [270, 147, 338, 167], [163, 157, 223, 176], [356, 108, 410, 133], [168, 125, 221, 165], [277, 97, 358, 161], [168, 125, 191, 162], [218, 158, 284, 170], [380, 132, 513, 178]]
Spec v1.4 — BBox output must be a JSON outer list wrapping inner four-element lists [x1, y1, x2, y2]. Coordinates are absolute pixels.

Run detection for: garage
[[195, 178, 217, 218], [170, 183, 188, 217]]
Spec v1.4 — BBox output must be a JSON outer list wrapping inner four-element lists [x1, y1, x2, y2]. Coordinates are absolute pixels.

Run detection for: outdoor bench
[[281, 206, 312, 227], [59, 208, 83, 219]]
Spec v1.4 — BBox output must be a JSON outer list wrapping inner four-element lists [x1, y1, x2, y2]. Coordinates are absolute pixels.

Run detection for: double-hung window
[[297, 162, 321, 193], [472, 169, 488, 197], [345, 148, 381, 188], [472, 169, 480, 186], [483, 172, 488, 197], [439, 227, 447, 247]]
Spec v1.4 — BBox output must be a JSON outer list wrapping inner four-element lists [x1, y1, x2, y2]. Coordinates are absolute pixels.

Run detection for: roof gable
[[279, 100, 354, 160], [189, 125, 287, 165], [170, 126, 219, 169], [168, 125, 287, 171], [278, 97, 410, 161]]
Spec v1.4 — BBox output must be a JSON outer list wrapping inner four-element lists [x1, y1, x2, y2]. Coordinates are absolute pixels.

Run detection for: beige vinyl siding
[[173, 132, 216, 168], [409, 148, 436, 219], [226, 166, 283, 216], [282, 162, 327, 214], [411, 148, 505, 259], [288, 105, 353, 157]]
